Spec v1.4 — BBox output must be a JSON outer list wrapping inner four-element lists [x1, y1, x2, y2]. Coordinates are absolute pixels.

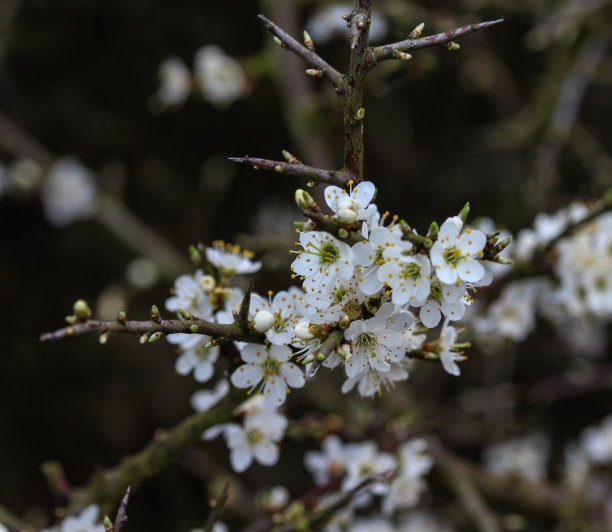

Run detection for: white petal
[[352, 181, 375, 207], [231, 364, 264, 388], [457, 259, 485, 283], [420, 302, 441, 328], [230, 447, 253, 472], [280, 363, 305, 388], [254, 440, 279, 465], [264, 377, 287, 406]]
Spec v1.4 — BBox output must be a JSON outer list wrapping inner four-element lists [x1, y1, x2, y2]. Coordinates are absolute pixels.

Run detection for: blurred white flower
[[305, 3, 388, 44], [156, 56, 191, 107], [483, 433, 550, 482], [581, 415, 612, 465], [42, 158, 98, 226], [194, 45, 246, 107]]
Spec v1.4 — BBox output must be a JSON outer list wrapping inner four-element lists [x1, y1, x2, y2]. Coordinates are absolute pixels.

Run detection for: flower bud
[[338, 314, 351, 329], [295, 189, 315, 210], [73, 299, 91, 322], [198, 275, 215, 293], [427, 221, 439, 239], [294, 321, 314, 340], [253, 310, 275, 333], [336, 207, 358, 224], [151, 304, 161, 323], [354, 108, 365, 121], [188, 244, 202, 266], [458, 202, 470, 222]]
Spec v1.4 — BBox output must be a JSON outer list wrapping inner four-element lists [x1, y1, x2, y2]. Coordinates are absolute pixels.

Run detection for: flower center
[[429, 282, 442, 302], [400, 261, 421, 281], [263, 356, 281, 376], [318, 242, 340, 267], [443, 246, 462, 266], [246, 428, 264, 444]]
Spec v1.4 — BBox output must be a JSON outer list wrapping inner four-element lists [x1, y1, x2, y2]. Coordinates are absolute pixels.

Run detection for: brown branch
[[68, 397, 236, 514], [257, 14, 343, 89], [40, 318, 265, 344], [369, 19, 504, 67], [113, 487, 131, 532], [229, 156, 348, 186]]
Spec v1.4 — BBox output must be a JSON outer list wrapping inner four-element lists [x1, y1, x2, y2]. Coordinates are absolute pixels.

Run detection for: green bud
[[293, 221, 305, 230], [427, 221, 439, 238], [305, 69, 323, 78], [303, 30, 314, 50], [338, 314, 351, 329], [410, 22, 425, 39], [295, 189, 315, 210], [282, 150, 298, 164], [301, 354, 315, 365], [273, 36, 283, 46], [149, 331, 164, 342], [151, 304, 161, 323], [494, 256, 514, 265], [117, 310, 126, 323], [274, 164, 284, 173], [459, 202, 470, 223], [188, 245, 202, 266], [103, 515, 114, 532], [139, 333, 148, 344], [354, 108, 365, 121], [73, 299, 92, 322], [99, 332, 109, 345], [496, 235, 513, 251], [338, 228, 349, 239], [423, 238, 433, 249], [178, 308, 194, 320], [65, 315, 77, 325], [316, 353, 325, 361], [447, 41, 460, 51], [190, 324, 199, 333]]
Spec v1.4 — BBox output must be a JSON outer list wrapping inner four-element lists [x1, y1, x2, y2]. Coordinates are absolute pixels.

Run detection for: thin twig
[[369, 19, 504, 67], [229, 156, 348, 186], [113, 487, 131, 532], [257, 14, 343, 88], [237, 280, 255, 331], [40, 318, 265, 344], [0, 502, 36, 532], [204, 482, 230, 532]]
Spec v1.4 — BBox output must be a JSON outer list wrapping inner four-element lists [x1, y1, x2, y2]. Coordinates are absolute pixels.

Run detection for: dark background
[[0, 0, 611, 530]]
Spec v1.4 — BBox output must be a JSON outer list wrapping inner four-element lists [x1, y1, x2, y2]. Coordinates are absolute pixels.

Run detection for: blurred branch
[[258, 14, 343, 89], [369, 19, 504, 67], [527, 29, 611, 208], [228, 156, 348, 186], [40, 317, 265, 344], [68, 398, 235, 514], [0, 503, 36, 532]]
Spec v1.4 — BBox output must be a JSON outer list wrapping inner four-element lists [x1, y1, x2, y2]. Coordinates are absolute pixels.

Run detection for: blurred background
[[0, 0, 611, 530]]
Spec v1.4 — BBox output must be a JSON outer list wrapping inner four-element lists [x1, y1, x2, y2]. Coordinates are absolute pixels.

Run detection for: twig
[[204, 482, 230, 532], [257, 14, 343, 88], [113, 487, 131, 532], [0, 503, 36, 532], [228, 156, 348, 186], [40, 318, 265, 344], [237, 280, 255, 331], [369, 19, 504, 67], [300, 208, 364, 245]]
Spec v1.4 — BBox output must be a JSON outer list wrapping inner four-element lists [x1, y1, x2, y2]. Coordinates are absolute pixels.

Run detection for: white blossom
[[231, 344, 305, 406], [156, 56, 191, 107], [206, 241, 261, 275], [483, 433, 550, 482], [167, 333, 219, 382], [194, 45, 246, 107], [304, 435, 347, 485], [438, 324, 463, 376], [42, 158, 98, 226], [581, 415, 612, 464], [324, 181, 376, 224], [191, 379, 230, 413], [41, 505, 105, 532]]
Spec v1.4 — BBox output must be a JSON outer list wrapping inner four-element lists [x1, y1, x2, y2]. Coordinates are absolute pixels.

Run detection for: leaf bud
[[274, 164, 284, 173], [458, 202, 470, 222], [410, 22, 425, 39], [73, 299, 92, 322], [188, 244, 202, 266], [295, 189, 315, 210], [148, 331, 164, 342], [447, 41, 460, 51], [65, 315, 77, 325], [316, 353, 325, 361], [354, 107, 365, 121], [273, 36, 284, 47], [496, 235, 513, 252], [190, 324, 199, 333], [337, 227, 349, 239], [427, 221, 439, 238], [253, 310, 275, 333], [139, 333, 148, 344], [151, 304, 161, 323], [394, 51, 412, 60], [303, 30, 314, 50], [338, 314, 351, 329], [423, 237, 433, 249], [117, 310, 126, 323], [99, 332, 109, 345], [305, 69, 323, 78], [282, 150, 299, 164], [103, 516, 113, 532], [178, 308, 194, 320]]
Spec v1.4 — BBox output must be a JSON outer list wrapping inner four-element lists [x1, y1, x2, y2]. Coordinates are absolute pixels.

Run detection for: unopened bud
[[149, 331, 164, 342], [427, 221, 439, 239], [295, 321, 314, 340], [103, 516, 113, 532], [198, 275, 215, 293], [337, 227, 349, 239], [139, 333, 148, 344], [73, 299, 92, 322], [190, 324, 199, 333], [273, 36, 284, 47], [338, 314, 351, 329], [282, 149, 299, 164], [65, 315, 77, 324], [117, 310, 126, 323], [354, 107, 365, 121], [316, 353, 325, 361], [99, 332, 109, 345], [342, 14, 350, 21], [151, 304, 161, 323], [306, 69, 323, 78], [337, 344, 352, 361], [494, 256, 514, 265], [423, 238, 433, 249], [295, 189, 315, 210], [189, 245, 202, 266], [303, 30, 314, 50], [178, 308, 194, 320], [301, 354, 316, 365], [253, 310, 275, 333], [395, 51, 412, 60], [410, 22, 425, 39], [447, 41, 460, 51], [496, 235, 513, 251], [459, 202, 470, 223], [274, 164, 283, 173]]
